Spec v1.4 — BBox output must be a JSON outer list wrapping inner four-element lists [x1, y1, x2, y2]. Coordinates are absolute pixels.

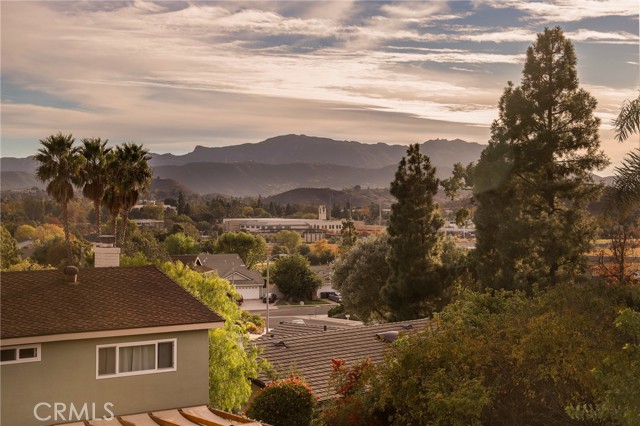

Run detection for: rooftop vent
[[376, 331, 399, 343], [63, 266, 79, 284], [273, 341, 288, 348], [401, 324, 414, 330]]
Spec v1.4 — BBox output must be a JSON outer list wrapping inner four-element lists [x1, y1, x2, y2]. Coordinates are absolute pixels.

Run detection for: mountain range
[[1, 134, 487, 196]]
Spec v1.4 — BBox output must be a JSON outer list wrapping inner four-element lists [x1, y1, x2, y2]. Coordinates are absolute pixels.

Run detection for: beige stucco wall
[[1, 330, 210, 426]]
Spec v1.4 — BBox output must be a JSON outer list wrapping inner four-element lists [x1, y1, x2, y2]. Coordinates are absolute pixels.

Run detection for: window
[[0, 344, 41, 365], [96, 339, 176, 378]]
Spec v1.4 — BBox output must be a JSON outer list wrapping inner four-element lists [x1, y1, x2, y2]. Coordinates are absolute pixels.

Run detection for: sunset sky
[[1, 0, 638, 173]]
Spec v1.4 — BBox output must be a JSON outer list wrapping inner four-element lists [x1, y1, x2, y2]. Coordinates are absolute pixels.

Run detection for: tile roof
[[55, 405, 267, 426], [1, 266, 223, 340], [255, 320, 351, 341], [253, 318, 432, 401]]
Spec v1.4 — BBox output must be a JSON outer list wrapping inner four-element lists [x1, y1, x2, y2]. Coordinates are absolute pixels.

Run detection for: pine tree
[[473, 27, 609, 291], [383, 144, 444, 320], [339, 218, 357, 254]]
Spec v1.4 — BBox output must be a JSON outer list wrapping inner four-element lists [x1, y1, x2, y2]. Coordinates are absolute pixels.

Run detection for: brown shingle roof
[[253, 318, 432, 401], [1, 266, 223, 339]]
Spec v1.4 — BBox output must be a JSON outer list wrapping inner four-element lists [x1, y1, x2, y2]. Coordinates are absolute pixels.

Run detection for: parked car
[[321, 291, 339, 299], [328, 292, 342, 303], [262, 293, 278, 303]]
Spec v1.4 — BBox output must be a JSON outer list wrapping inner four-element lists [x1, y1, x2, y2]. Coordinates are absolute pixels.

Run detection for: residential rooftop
[[253, 318, 432, 401], [1, 266, 223, 342]]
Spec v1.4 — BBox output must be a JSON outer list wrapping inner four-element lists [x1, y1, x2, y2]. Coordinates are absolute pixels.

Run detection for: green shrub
[[247, 375, 316, 426], [328, 304, 345, 317]]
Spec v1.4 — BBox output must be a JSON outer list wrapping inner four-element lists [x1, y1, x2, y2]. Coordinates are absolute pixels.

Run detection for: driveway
[[242, 299, 277, 311]]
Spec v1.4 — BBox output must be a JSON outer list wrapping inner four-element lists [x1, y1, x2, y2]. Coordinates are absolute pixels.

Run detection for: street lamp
[[264, 255, 271, 335], [263, 252, 288, 334]]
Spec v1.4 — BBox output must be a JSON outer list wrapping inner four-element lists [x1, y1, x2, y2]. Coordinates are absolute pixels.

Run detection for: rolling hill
[[2, 135, 485, 194]]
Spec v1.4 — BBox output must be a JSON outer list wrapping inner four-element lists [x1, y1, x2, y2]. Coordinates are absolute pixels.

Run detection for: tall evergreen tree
[[339, 218, 358, 254], [473, 27, 609, 291], [383, 144, 444, 320], [35, 133, 85, 261], [80, 138, 111, 235]]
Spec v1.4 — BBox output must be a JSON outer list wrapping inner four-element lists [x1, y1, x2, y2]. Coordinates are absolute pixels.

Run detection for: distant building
[[223, 205, 345, 241], [131, 219, 165, 231]]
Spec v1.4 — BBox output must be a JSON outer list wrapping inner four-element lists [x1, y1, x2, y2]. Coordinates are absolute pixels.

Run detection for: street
[[250, 303, 335, 318]]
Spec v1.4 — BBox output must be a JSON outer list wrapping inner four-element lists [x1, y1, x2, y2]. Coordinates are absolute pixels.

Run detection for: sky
[[1, 0, 638, 173]]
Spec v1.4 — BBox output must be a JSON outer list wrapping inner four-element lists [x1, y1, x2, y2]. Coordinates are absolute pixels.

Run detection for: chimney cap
[[63, 266, 79, 284], [63, 266, 79, 276]]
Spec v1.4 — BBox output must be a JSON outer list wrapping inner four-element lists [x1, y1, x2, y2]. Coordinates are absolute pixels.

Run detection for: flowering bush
[[246, 375, 315, 426], [322, 358, 384, 426]]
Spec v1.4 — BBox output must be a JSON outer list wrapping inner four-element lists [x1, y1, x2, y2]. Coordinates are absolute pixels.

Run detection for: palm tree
[[612, 93, 640, 209], [80, 138, 111, 235], [105, 143, 152, 246], [34, 133, 85, 261], [614, 92, 640, 144]]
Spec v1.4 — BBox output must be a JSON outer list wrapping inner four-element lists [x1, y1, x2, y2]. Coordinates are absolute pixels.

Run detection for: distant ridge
[[1, 135, 614, 195], [264, 187, 394, 208], [148, 134, 487, 169], [0, 134, 479, 194], [152, 162, 399, 196]]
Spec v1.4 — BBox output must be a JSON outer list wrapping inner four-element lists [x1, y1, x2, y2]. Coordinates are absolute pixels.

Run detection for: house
[[198, 253, 265, 301], [131, 219, 165, 231], [169, 254, 202, 269], [311, 264, 334, 298], [0, 265, 224, 426], [252, 318, 432, 401]]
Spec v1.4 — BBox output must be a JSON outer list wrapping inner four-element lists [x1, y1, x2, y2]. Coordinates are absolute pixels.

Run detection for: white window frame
[[95, 338, 177, 379], [0, 344, 41, 365]]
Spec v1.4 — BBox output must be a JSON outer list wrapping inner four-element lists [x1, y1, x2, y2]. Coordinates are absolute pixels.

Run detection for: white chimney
[[93, 235, 120, 267]]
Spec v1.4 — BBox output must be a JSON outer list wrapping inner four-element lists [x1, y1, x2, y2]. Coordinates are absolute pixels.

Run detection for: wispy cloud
[[1, 0, 637, 174], [473, 0, 638, 22]]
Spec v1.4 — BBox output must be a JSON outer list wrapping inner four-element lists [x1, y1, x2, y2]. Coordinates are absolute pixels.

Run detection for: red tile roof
[[1, 266, 223, 339]]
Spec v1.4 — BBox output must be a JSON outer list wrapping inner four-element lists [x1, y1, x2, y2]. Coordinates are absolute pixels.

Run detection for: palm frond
[[612, 148, 640, 208], [613, 93, 640, 143]]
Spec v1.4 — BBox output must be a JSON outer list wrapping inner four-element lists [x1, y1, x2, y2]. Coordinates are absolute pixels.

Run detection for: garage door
[[236, 286, 261, 300]]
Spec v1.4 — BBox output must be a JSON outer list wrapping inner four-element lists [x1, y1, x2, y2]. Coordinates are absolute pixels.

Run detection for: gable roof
[[197, 253, 264, 286], [170, 254, 202, 266], [1, 266, 223, 342], [253, 318, 431, 401]]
